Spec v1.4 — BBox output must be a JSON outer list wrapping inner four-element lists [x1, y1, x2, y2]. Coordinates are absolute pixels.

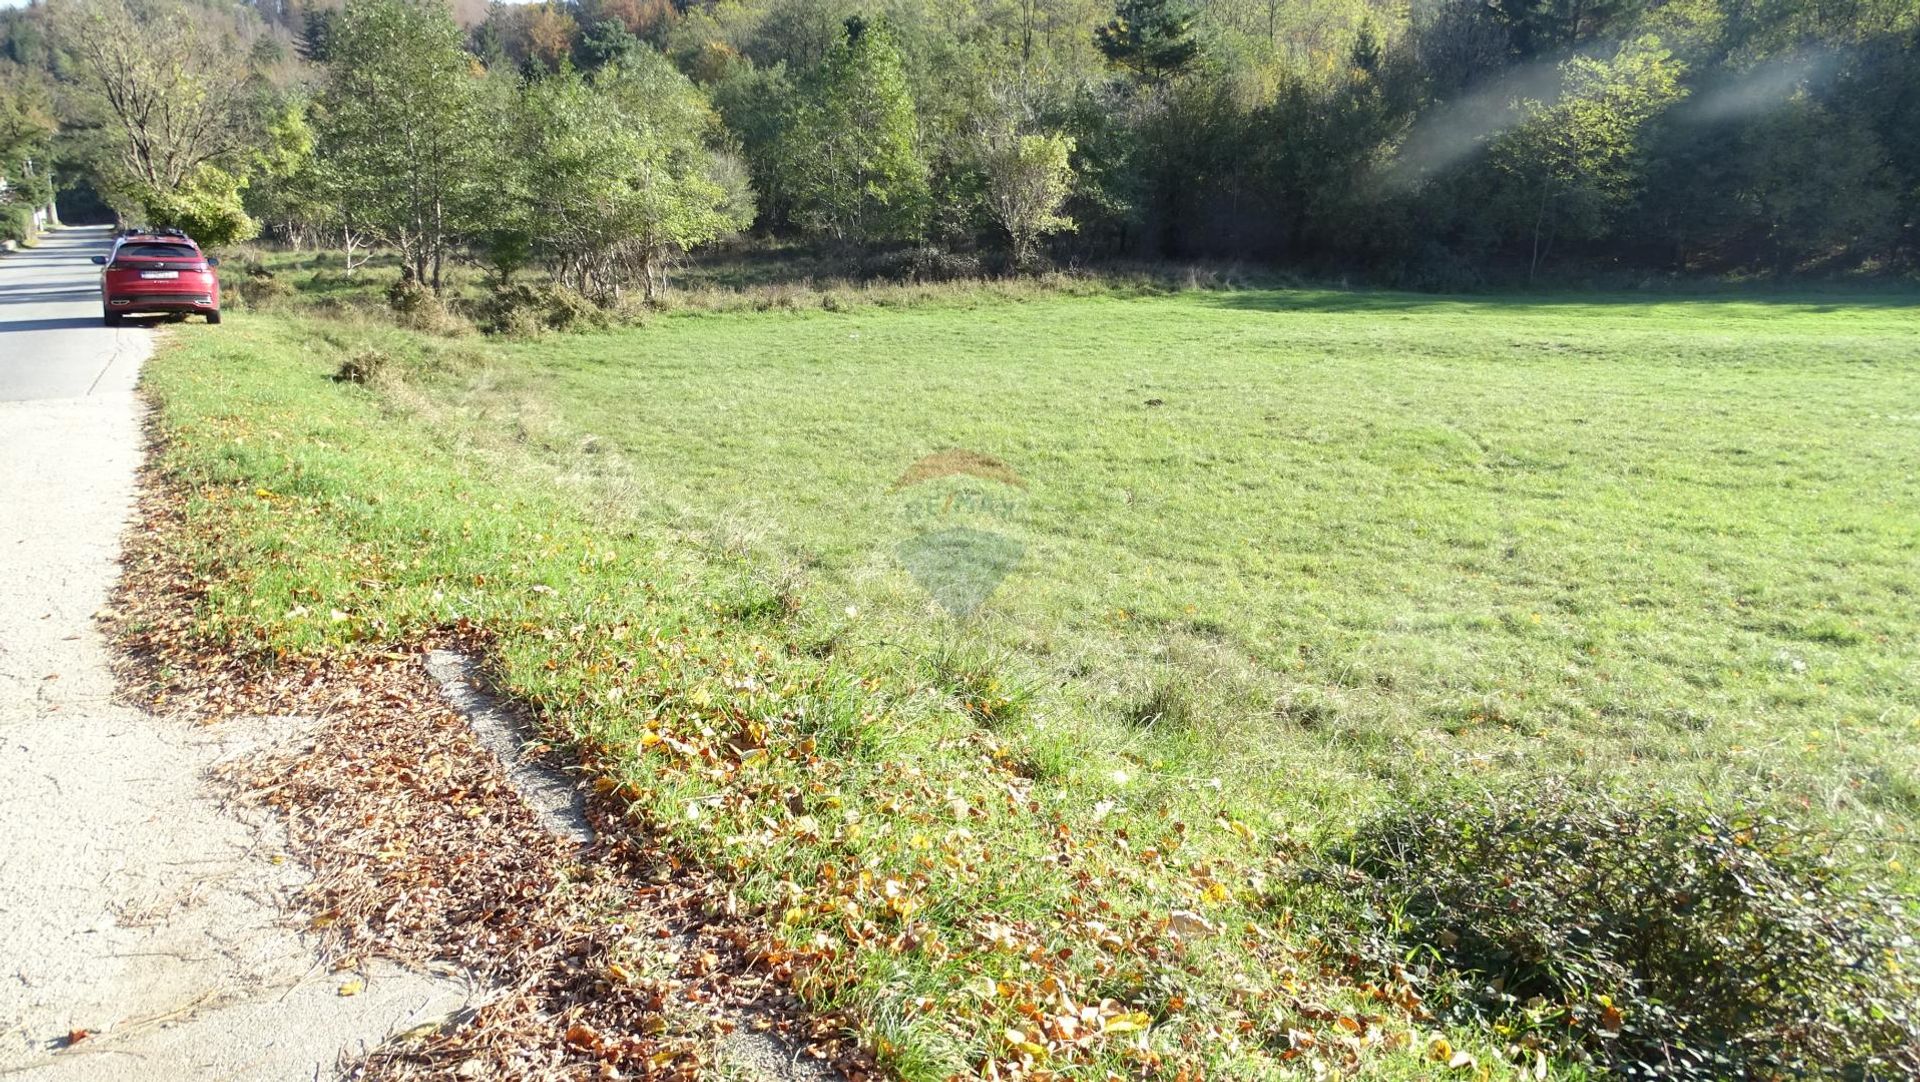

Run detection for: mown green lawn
[[422, 289, 1920, 819], [145, 286, 1920, 1078]]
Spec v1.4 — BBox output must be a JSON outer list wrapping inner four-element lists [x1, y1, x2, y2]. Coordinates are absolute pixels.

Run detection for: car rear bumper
[[106, 293, 217, 312]]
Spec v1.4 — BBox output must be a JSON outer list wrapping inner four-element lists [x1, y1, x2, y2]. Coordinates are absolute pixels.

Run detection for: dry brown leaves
[[108, 469, 870, 1082]]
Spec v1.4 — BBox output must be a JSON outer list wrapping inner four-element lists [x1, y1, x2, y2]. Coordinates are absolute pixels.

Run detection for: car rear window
[[115, 243, 198, 259]]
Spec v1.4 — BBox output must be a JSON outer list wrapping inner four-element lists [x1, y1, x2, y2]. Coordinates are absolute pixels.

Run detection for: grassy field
[[144, 286, 1920, 1078]]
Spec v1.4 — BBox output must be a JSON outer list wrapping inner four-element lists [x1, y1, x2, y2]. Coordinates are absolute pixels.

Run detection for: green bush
[[2, 203, 35, 245], [1322, 781, 1919, 1079], [1394, 241, 1486, 293], [140, 166, 259, 249]]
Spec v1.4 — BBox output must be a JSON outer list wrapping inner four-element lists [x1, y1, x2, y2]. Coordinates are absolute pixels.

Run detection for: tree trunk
[[1528, 183, 1552, 285], [430, 194, 445, 293]]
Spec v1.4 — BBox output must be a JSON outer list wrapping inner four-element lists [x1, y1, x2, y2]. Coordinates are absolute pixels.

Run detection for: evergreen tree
[[1095, 0, 1198, 83], [298, 8, 337, 64], [1350, 18, 1383, 75], [575, 19, 641, 72], [1491, 0, 1650, 61]]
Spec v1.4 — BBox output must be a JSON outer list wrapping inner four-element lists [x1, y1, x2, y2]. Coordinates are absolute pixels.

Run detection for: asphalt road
[[0, 231, 464, 1077], [0, 226, 147, 402]]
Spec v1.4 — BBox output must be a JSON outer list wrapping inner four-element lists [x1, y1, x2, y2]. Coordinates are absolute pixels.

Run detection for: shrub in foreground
[[1323, 781, 1919, 1079], [235, 274, 294, 308], [474, 282, 604, 336], [860, 245, 983, 283], [383, 272, 471, 335]]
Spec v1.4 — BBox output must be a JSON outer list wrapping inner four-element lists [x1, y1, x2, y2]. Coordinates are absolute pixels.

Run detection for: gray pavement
[[0, 227, 147, 402], [0, 229, 465, 1079]]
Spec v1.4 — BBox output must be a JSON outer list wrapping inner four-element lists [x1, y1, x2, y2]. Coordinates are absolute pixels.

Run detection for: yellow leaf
[[1102, 1012, 1151, 1035], [337, 979, 364, 997]]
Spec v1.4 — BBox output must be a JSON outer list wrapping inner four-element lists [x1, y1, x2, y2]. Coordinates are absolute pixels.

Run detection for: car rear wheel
[[102, 311, 121, 327], [206, 310, 222, 325]]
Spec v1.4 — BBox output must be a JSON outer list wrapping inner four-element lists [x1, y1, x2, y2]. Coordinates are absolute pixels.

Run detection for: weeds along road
[[0, 228, 461, 1078]]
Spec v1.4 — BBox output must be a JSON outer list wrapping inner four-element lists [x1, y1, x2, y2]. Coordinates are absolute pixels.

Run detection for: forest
[[3, 0, 1917, 293]]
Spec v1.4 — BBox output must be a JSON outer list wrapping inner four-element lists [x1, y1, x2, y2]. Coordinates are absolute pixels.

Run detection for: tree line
[[2, 0, 1916, 290]]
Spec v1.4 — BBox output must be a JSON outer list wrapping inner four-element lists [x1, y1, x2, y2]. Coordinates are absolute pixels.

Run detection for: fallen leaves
[[108, 483, 865, 1082], [108, 454, 1457, 1082]]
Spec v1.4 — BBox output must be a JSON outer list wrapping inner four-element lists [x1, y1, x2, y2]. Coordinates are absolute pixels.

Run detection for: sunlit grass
[[408, 289, 1920, 826], [144, 286, 1920, 1078]]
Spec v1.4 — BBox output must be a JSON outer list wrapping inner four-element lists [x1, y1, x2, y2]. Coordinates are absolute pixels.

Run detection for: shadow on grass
[[678, 243, 855, 290], [1193, 285, 1920, 316]]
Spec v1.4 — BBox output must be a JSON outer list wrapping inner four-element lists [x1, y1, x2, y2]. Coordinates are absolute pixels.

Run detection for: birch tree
[[316, 0, 487, 292]]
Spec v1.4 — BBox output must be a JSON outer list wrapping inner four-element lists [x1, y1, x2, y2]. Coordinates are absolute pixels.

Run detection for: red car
[[93, 229, 222, 325]]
